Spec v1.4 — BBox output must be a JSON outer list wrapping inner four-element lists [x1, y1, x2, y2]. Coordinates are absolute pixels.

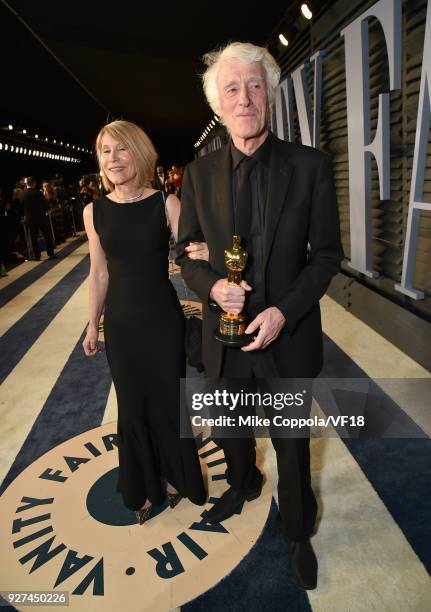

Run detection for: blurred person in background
[[153, 164, 165, 190], [20, 177, 56, 261], [44, 180, 67, 244], [42, 180, 58, 209], [88, 179, 101, 201], [164, 168, 176, 194], [171, 164, 183, 197], [0, 188, 9, 276], [80, 180, 94, 206], [10, 186, 26, 256]]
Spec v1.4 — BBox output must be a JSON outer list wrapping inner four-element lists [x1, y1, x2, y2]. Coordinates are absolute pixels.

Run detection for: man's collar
[[230, 131, 273, 169]]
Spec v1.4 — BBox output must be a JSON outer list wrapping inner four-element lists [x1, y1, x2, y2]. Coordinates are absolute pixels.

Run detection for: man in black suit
[[20, 177, 55, 260], [177, 42, 343, 589], [153, 164, 165, 191]]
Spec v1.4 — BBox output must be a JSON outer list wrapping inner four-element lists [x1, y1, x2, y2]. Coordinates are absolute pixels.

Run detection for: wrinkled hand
[[82, 325, 103, 356], [210, 278, 252, 314], [242, 307, 286, 351], [185, 241, 209, 261]]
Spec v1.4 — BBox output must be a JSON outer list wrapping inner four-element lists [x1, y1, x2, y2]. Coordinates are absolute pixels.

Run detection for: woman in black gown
[[82, 120, 207, 523]]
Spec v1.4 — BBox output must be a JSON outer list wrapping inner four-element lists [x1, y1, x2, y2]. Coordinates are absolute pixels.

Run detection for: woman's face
[[100, 133, 137, 187]]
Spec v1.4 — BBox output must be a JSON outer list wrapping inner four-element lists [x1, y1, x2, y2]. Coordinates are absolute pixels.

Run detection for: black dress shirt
[[231, 134, 272, 318]]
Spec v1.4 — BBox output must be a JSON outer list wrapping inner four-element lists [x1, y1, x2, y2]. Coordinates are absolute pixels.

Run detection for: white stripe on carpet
[[0, 241, 89, 338], [0, 278, 88, 484], [321, 295, 431, 437], [0, 233, 86, 291]]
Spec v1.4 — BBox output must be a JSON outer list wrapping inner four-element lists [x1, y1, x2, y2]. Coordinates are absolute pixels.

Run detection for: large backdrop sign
[[270, 0, 430, 301]]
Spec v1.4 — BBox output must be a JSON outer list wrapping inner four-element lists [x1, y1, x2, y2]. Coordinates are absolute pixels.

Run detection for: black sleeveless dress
[[92, 191, 206, 510]]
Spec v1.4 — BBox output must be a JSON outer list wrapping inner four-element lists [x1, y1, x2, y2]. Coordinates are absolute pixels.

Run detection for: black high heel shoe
[[167, 491, 182, 509], [135, 505, 152, 525]]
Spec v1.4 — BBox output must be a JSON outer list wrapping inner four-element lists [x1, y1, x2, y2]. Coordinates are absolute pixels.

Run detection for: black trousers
[[218, 347, 317, 542], [28, 218, 54, 259]]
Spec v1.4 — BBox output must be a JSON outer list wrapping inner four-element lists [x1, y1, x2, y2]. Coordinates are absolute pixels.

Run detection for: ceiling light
[[301, 3, 313, 19], [279, 33, 288, 46]]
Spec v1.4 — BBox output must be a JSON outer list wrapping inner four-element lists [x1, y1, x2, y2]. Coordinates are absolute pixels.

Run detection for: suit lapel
[[213, 144, 234, 250], [264, 138, 294, 267]]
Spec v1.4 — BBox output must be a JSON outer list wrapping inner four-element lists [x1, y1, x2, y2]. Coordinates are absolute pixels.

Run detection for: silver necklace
[[115, 189, 145, 202]]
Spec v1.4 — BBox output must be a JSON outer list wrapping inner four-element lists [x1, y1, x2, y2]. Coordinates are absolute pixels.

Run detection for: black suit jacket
[[20, 188, 49, 225], [176, 132, 343, 378]]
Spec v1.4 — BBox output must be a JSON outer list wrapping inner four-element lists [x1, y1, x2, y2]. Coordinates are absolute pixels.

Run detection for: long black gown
[[92, 191, 206, 510]]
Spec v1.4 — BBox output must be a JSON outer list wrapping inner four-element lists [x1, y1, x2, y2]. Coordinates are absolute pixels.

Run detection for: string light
[[0, 140, 81, 163], [3, 124, 91, 153], [301, 3, 313, 20], [194, 114, 221, 147]]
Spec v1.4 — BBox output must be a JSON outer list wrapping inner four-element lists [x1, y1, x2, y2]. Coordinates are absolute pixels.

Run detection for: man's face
[[217, 60, 269, 140]]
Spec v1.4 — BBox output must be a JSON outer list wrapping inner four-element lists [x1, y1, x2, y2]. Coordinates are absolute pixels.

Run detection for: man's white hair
[[202, 42, 281, 117]]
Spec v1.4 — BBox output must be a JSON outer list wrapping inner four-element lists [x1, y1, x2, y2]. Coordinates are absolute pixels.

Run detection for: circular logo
[[0, 422, 271, 610]]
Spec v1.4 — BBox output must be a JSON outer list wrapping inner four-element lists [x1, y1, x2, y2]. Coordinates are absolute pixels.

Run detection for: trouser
[[217, 347, 318, 542], [28, 218, 54, 259]]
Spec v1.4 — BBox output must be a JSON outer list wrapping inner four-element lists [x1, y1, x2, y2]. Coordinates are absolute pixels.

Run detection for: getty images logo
[[191, 389, 306, 411]]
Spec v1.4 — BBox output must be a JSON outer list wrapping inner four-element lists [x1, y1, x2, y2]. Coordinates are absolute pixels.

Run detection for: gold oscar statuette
[[214, 235, 252, 347]]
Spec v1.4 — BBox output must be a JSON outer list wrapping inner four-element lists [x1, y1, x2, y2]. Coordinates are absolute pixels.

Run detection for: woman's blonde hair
[[95, 120, 158, 192]]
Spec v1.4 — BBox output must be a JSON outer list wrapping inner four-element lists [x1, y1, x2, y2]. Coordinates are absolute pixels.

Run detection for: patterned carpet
[[0, 235, 429, 611]]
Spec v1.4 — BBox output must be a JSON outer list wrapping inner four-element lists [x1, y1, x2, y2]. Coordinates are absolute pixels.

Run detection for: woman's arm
[[82, 203, 109, 356], [166, 194, 209, 260], [165, 193, 181, 242]]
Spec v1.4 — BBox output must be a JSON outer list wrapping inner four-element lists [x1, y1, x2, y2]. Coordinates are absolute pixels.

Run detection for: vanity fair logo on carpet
[[0, 423, 271, 611]]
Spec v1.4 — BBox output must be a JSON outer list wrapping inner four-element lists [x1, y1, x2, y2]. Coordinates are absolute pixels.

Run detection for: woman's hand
[[82, 324, 103, 356], [185, 242, 209, 261]]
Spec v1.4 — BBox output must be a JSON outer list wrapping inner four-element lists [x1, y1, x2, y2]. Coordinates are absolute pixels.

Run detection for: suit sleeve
[[20, 196, 28, 221], [275, 153, 343, 333], [175, 164, 223, 302], [41, 193, 49, 213]]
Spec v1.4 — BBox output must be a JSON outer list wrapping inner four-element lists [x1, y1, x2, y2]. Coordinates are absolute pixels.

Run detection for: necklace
[[114, 189, 145, 202]]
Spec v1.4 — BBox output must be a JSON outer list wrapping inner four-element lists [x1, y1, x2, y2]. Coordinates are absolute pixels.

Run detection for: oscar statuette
[[214, 235, 252, 347]]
